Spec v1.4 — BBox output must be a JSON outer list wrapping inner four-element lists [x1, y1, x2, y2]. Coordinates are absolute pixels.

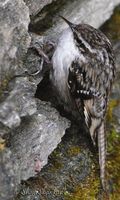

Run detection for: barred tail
[[98, 122, 106, 189]]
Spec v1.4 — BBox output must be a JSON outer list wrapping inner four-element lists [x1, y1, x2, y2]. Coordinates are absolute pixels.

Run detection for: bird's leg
[[10, 40, 55, 81], [30, 39, 56, 63], [24, 57, 44, 77], [30, 42, 50, 65], [27, 40, 55, 76]]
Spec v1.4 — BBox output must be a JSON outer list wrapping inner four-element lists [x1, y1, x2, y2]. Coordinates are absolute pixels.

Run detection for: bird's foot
[[30, 42, 50, 64], [27, 40, 55, 76], [10, 39, 56, 81]]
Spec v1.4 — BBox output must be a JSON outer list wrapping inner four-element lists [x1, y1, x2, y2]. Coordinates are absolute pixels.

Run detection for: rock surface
[[0, 0, 120, 200], [0, 0, 32, 130], [15, 124, 93, 200], [10, 99, 69, 182], [0, 99, 69, 200], [28, 0, 120, 40], [24, 0, 53, 16], [0, 149, 17, 200], [0, 0, 30, 86]]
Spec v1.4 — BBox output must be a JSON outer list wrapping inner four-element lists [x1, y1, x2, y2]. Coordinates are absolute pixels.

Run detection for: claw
[[26, 58, 44, 76], [10, 42, 52, 81], [30, 42, 50, 64]]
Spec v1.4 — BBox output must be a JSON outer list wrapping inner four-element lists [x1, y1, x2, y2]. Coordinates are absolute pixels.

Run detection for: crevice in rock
[[29, 0, 72, 34], [34, 70, 96, 158], [35, 71, 77, 125]]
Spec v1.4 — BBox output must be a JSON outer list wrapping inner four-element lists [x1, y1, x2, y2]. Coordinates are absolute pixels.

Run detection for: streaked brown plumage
[[51, 17, 115, 189]]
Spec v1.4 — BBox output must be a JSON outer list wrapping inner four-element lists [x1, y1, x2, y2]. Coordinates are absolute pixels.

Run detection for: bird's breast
[[51, 28, 84, 103]]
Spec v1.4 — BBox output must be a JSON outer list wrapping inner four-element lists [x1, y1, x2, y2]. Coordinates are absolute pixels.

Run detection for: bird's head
[[61, 16, 79, 33], [60, 16, 81, 43]]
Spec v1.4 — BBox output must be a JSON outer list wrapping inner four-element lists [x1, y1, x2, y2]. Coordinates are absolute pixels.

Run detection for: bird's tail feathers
[[98, 121, 106, 189]]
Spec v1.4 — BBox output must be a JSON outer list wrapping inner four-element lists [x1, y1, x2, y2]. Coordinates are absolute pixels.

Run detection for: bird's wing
[[67, 59, 107, 144], [67, 59, 107, 189]]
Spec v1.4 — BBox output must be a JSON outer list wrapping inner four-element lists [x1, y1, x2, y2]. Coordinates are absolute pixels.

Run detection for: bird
[[50, 16, 115, 189]]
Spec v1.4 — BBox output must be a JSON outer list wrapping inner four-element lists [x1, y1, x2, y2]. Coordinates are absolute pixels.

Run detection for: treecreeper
[[50, 17, 115, 189], [33, 16, 115, 190]]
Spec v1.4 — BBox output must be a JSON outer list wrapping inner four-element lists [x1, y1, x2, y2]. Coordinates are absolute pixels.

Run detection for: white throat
[[53, 28, 80, 70], [51, 28, 84, 103], [52, 27, 86, 72]]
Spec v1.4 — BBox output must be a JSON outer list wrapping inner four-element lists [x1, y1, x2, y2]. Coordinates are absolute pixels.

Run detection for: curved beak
[[59, 16, 75, 29]]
